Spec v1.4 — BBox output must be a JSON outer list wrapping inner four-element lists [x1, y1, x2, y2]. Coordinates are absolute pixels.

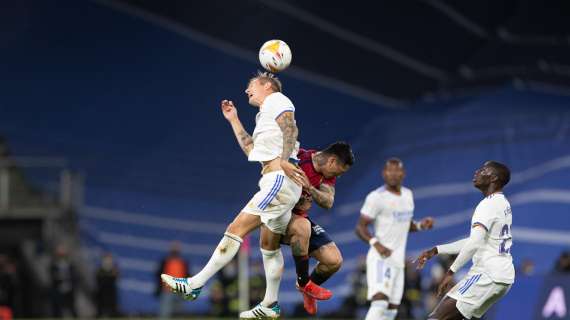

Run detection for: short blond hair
[[250, 70, 282, 92]]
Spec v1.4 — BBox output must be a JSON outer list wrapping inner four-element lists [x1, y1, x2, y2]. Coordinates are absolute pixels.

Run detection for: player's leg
[[287, 214, 311, 287], [308, 241, 343, 285], [441, 272, 512, 320], [239, 224, 285, 319], [365, 293, 390, 320], [365, 251, 394, 320], [240, 170, 304, 318], [287, 216, 333, 301], [162, 211, 260, 298], [384, 266, 405, 320], [259, 224, 285, 307], [428, 296, 464, 320]]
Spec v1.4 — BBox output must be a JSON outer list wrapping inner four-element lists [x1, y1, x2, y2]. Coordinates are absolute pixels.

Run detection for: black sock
[[294, 255, 310, 286], [309, 269, 331, 285]]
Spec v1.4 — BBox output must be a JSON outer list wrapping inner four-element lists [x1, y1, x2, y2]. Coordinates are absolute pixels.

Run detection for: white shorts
[[366, 249, 404, 305], [447, 272, 512, 319], [242, 170, 302, 235]]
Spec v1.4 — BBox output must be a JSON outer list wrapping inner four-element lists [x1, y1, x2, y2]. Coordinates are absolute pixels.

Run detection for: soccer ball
[[258, 39, 292, 73]]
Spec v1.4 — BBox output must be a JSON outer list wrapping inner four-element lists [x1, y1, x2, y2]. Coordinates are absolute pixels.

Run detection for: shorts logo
[[312, 225, 325, 235]]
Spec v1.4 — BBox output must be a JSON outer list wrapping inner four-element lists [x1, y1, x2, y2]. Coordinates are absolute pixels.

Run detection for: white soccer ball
[[258, 39, 292, 73]]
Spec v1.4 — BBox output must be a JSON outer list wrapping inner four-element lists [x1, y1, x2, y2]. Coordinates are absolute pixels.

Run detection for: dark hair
[[485, 161, 511, 187], [322, 141, 355, 166], [384, 157, 404, 169]]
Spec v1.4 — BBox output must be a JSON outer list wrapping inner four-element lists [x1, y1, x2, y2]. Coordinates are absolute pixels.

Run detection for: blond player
[[162, 71, 305, 319]]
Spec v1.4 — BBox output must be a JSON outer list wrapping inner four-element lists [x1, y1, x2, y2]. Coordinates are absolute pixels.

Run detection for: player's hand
[[281, 160, 305, 186], [221, 100, 238, 121], [373, 243, 392, 258], [414, 247, 438, 270], [437, 272, 455, 297], [420, 217, 435, 230], [298, 171, 312, 191]]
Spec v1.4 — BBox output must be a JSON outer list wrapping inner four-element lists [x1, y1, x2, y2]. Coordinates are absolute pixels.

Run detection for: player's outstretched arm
[[221, 100, 253, 156], [409, 217, 435, 232], [415, 237, 468, 270], [435, 225, 486, 296], [447, 225, 486, 273], [308, 184, 335, 210], [355, 215, 392, 257]]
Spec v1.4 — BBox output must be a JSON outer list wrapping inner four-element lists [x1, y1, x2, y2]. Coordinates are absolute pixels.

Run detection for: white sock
[[365, 300, 388, 320], [260, 248, 284, 307], [384, 308, 398, 320], [190, 232, 242, 288]]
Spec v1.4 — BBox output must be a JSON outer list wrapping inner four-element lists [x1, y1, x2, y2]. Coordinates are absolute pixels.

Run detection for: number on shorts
[[499, 224, 512, 255]]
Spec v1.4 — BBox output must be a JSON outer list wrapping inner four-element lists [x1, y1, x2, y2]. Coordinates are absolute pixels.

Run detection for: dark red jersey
[[293, 149, 336, 217]]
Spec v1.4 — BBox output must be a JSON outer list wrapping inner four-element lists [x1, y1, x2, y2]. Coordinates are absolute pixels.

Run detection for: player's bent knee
[[323, 244, 343, 271], [226, 212, 260, 238], [326, 254, 343, 272], [259, 225, 282, 250]]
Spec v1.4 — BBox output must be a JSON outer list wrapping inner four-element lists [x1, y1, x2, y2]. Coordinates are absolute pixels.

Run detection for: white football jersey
[[470, 193, 515, 284], [248, 92, 300, 162], [360, 186, 415, 268]]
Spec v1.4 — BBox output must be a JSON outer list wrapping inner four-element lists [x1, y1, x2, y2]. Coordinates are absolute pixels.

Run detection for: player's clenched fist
[[221, 100, 238, 121]]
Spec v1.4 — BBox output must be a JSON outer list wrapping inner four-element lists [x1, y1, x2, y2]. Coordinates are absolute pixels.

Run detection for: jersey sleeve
[[266, 94, 295, 119], [360, 193, 381, 219], [471, 199, 496, 232]]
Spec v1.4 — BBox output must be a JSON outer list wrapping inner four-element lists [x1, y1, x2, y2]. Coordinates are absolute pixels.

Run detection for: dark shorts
[[308, 217, 334, 253], [280, 216, 334, 252]]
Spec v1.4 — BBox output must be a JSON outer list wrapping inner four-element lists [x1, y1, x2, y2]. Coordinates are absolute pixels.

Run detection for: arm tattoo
[[237, 129, 254, 156], [310, 184, 335, 209], [276, 111, 298, 160]]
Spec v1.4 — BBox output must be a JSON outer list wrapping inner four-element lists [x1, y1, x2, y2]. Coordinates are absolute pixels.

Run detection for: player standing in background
[[355, 158, 434, 320], [162, 71, 307, 319], [416, 161, 514, 320], [281, 142, 355, 315]]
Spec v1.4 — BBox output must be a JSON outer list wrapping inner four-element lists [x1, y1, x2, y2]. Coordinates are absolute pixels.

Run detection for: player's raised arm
[[221, 100, 253, 157]]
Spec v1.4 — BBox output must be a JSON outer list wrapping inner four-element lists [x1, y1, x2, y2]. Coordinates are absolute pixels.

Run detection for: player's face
[[322, 157, 350, 178], [473, 165, 494, 188], [245, 79, 266, 107], [382, 163, 404, 187]]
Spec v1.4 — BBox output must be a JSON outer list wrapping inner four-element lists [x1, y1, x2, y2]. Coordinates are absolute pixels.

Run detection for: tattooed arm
[[307, 183, 335, 210], [275, 111, 298, 161], [276, 111, 304, 185], [221, 100, 253, 156]]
